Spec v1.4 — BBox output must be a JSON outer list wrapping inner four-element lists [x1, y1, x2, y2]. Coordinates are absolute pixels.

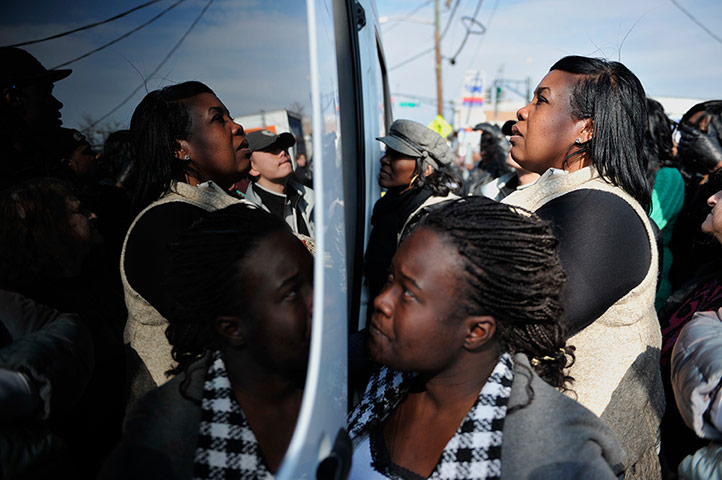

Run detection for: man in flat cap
[[244, 129, 315, 237], [0, 47, 72, 189]]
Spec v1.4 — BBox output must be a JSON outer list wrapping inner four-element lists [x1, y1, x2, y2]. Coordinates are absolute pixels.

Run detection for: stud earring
[[574, 137, 582, 144], [183, 155, 191, 161]]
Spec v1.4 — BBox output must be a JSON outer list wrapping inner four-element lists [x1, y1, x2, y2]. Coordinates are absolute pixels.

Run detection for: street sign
[[428, 115, 453, 138]]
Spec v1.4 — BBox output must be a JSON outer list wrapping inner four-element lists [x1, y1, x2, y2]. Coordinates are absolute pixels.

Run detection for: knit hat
[[376, 119, 455, 170]]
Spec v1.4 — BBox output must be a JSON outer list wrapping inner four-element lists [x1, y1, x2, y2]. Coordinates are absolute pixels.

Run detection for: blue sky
[[2, 0, 720, 131], [377, 0, 722, 124], [1, 0, 313, 133]]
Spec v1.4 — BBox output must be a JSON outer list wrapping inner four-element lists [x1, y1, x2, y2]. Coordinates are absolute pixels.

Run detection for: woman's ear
[[175, 139, 190, 160], [423, 164, 433, 177], [463, 315, 496, 351], [214, 315, 246, 347], [579, 118, 594, 143]]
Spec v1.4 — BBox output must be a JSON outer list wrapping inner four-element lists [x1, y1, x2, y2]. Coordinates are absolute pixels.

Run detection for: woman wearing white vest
[[502, 56, 664, 479], [121, 81, 253, 405]]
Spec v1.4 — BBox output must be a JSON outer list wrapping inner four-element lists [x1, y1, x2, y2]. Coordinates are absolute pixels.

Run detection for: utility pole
[[434, 0, 443, 116]]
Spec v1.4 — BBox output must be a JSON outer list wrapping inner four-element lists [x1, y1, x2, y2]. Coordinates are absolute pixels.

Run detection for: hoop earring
[[408, 173, 419, 189]]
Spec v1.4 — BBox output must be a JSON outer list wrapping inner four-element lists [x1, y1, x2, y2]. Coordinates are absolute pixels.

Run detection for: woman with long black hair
[[502, 55, 664, 478]]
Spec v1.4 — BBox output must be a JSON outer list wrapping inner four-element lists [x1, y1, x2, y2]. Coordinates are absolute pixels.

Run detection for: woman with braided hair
[[101, 204, 313, 479], [502, 56, 664, 478], [348, 196, 625, 480]]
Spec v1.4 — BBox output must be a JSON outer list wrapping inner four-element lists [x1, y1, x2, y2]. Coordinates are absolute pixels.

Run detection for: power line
[[448, 0, 485, 63], [669, 0, 722, 45], [440, 0, 460, 39], [454, 0, 498, 108], [390, 46, 435, 71], [389, 0, 460, 71], [466, 0, 498, 69], [86, 0, 215, 130], [383, 0, 433, 33], [2, 0, 164, 48], [442, 0, 464, 51], [51, 0, 186, 69]]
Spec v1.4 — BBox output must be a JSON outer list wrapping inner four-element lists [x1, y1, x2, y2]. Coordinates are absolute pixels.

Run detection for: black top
[[251, 183, 310, 236], [364, 186, 434, 305], [252, 183, 285, 220], [124, 202, 207, 319], [535, 189, 651, 336]]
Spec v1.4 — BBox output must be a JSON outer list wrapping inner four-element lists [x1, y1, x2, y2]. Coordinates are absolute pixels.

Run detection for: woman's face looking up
[[510, 70, 589, 174], [368, 227, 467, 372], [180, 92, 251, 188]]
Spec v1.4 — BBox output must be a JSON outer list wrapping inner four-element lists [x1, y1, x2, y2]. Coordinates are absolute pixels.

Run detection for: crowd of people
[[2, 44, 722, 480]]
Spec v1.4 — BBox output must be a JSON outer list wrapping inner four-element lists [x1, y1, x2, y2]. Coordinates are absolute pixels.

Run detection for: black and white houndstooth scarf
[[348, 353, 515, 480], [193, 350, 274, 480]]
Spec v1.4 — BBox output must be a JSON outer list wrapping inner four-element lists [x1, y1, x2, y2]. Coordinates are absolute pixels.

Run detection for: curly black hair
[[411, 158, 462, 196], [421, 196, 574, 391]]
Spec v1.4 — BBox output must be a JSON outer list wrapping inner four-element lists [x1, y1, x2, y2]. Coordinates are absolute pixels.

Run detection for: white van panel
[[276, 0, 347, 477]]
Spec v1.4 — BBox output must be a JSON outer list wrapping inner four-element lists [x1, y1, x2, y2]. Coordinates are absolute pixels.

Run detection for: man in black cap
[[244, 129, 315, 237], [52, 128, 100, 181], [0, 47, 72, 189]]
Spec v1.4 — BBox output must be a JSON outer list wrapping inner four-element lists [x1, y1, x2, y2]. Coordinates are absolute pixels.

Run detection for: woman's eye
[[535, 95, 547, 105], [402, 287, 415, 299], [213, 114, 226, 123]]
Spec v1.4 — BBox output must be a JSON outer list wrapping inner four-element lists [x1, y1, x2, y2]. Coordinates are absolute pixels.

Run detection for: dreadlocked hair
[[421, 196, 574, 392], [165, 203, 290, 379]]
